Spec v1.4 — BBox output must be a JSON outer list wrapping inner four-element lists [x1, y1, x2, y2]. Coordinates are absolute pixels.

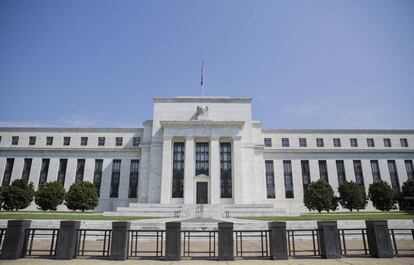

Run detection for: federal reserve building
[[0, 96, 413, 217]]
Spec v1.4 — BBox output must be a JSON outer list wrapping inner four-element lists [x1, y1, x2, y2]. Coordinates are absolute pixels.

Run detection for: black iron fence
[[24, 228, 59, 257], [390, 228, 414, 256], [76, 229, 111, 257], [182, 230, 217, 258], [287, 229, 320, 257], [234, 230, 269, 258], [0, 228, 5, 255], [128, 230, 164, 258], [338, 228, 369, 256]]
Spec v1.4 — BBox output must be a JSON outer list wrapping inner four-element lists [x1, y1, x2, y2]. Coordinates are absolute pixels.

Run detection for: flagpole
[[201, 61, 205, 97]]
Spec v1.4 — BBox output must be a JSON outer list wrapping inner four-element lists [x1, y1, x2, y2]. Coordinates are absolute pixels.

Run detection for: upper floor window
[[316, 138, 324, 147], [400, 138, 408, 147], [264, 138, 272, 147], [98, 137, 105, 146], [116, 137, 123, 146], [350, 138, 358, 147], [367, 138, 375, 147], [81, 137, 88, 146], [29, 136, 36, 146], [11, 136, 19, 145], [46, 136, 53, 146], [333, 138, 341, 147], [299, 138, 307, 147], [281, 138, 290, 147], [195, 142, 209, 176], [384, 138, 391, 147], [63, 137, 71, 146], [133, 137, 141, 146]]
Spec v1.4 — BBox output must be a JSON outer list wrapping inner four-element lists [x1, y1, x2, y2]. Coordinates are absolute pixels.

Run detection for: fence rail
[[76, 229, 111, 257], [390, 229, 414, 256], [287, 229, 320, 257], [234, 230, 269, 258], [338, 228, 369, 256], [24, 228, 59, 257], [0, 228, 5, 255], [128, 230, 165, 258], [182, 230, 217, 258]]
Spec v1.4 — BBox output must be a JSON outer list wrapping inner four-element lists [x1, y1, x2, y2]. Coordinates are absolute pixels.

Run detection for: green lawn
[[242, 211, 414, 221]]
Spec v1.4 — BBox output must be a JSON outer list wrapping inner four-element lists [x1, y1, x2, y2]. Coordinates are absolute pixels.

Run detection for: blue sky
[[0, 0, 413, 129]]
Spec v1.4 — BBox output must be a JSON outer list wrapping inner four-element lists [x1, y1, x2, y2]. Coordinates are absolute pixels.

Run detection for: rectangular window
[[384, 138, 391, 147], [133, 137, 141, 146], [264, 138, 272, 147], [370, 160, 381, 183], [301, 160, 310, 191], [22, 158, 32, 181], [336, 160, 346, 185], [46, 136, 53, 146], [319, 160, 328, 182], [172, 142, 184, 198], [405, 160, 414, 181], [98, 137, 105, 146], [220, 142, 232, 198], [129, 160, 139, 198], [63, 137, 71, 146], [110, 159, 121, 198], [196, 142, 209, 175], [400, 138, 408, 147], [367, 138, 375, 147], [265, 160, 275, 198], [39, 159, 50, 185], [57, 159, 67, 186], [12, 136, 19, 145], [81, 137, 88, 146], [333, 138, 341, 147], [2, 158, 14, 186], [316, 138, 324, 147], [75, 159, 85, 182], [387, 160, 400, 193], [299, 138, 307, 147], [116, 137, 123, 146], [0, 136, 2, 143], [282, 138, 290, 147], [29, 136, 36, 145], [94, 159, 103, 196], [350, 138, 358, 147], [353, 160, 364, 186], [283, 160, 294, 198]]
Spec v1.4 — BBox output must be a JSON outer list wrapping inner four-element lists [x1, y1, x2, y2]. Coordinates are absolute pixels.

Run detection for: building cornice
[[0, 127, 143, 133], [153, 97, 252, 103], [262, 128, 414, 134], [263, 148, 414, 154], [160, 120, 245, 128], [0, 147, 141, 153]]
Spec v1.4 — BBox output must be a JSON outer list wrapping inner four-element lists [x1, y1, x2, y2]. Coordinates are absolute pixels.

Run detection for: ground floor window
[[172, 142, 184, 198], [94, 159, 103, 196], [110, 159, 121, 198], [220, 142, 232, 198], [283, 160, 294, 198], [129, 160, 139, 198], [265, 160, 275, 198]]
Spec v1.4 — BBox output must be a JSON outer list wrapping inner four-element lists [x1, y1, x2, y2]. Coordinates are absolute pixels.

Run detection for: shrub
[[35, 181, 66, 211], [65, 181, 98, 212], [330, 196, 340, 212], [304, 180, 334, 213], [402, 180, 414, 197], [368, 181, 396, 211], [338, 181, 368, 212], [0, 179, 34, 210]]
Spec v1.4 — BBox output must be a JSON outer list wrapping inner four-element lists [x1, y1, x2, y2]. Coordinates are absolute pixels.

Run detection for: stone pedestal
[[218, 222, 234, 260], [110, 221, 130, 260], [317, 221, 341, 259], [0, 220, 31, 259], [165, 222, 181, 260], [268, 222, 288, 260], [365, 220, 393, 258], [56, 220, 80, 260]]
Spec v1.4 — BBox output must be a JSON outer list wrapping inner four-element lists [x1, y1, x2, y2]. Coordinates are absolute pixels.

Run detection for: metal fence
[[234, 230, 269, 258], [0, 228, 5, 255], [338, 228, 369, 256], [128, 230, 165, 258], [182, 230, 217, 258], [390, 229, 414, 256], [76, 229, 111, 257], [24, 228, 59, 257], [287, 229, 320, 257]]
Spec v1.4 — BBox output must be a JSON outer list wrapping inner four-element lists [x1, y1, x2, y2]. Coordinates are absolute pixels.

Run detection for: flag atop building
[[200, 61, 204, 96]]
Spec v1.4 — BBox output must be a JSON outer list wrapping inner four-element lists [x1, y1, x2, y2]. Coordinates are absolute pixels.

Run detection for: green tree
[[338, 181, 368, 212], [402, 180, 414, 197], [304, 180, 334, 213], [368, 181, 396, 211], [0, 179, 34, 210], [65, 181, 98, 212], [35, 181, 66, 211]]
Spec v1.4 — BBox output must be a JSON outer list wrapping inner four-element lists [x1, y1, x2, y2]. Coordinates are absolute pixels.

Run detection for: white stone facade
[[0, 96, 413, 215]]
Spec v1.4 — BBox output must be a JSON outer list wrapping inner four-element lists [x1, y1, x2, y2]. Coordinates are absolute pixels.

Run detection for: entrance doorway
[[196, 182, 208, 204]]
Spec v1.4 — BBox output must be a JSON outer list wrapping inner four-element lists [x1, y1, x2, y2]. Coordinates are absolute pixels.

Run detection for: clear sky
[[0, 0, 413, 129]]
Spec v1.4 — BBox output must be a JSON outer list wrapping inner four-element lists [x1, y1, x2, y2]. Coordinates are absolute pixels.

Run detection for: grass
[[242, 211, 414, 221]]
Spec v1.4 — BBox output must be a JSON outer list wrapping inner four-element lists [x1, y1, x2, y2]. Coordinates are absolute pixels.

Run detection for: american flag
[[200, 61, 204, 86]]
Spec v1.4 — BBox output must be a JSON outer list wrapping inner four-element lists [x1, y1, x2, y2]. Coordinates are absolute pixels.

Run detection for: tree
[[0, 179, 34, 210], [304, 180, 334, 213], [368, 181, 396, 211], [338, 181, 368, 212], [35, 181, 66, 211], [330, 196, 340, 212], [402, 180, 414, 197], [65, 181, 98, 212]]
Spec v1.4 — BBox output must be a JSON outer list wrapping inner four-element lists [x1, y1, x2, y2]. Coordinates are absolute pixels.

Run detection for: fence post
[[110, 221, 130, 260], [365, 220, 393, 258], [56, 220, 80, 260], [165, 221, 181, 261], [0, 219, 31, 260], [268, 222, 288, 260], [317, 221, 341, 259], [218, 221, 234, 260]]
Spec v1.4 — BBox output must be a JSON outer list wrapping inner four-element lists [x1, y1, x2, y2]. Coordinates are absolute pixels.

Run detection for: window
[[12, 136, 19, 145], [98, 137, 105, 146], [283, 160, 294, 198], [387, 160, 400, 193], [2, 158, 14, 186], [316, 138, 324, 147], [301, 160, 310, 191], [196, 142, 209, 175], [353, 160, 364, 186], [282, 138, 290, 147], [367, 138, 375, 147], [29, 136, 36, 145], [333, 138, 341, 147], [63, 137, 71, 146], [336, 160, 346, 185], [133, 137, 141, 146], [110, 160, 121, 198], [116, 137, 123, 146], [94, 159, 103, 196], [401, 138, 408, 147], [384, 138, 391, 147], [264, 138, 272, 147], [81, 137, 88, 146], [57, 159, 67, 186], [299, 138, 307, 147], [172, 143, 185, 198], [39, 159, 50, 185], [370, 160, 381, 183], [319, 160, 328, 182], [22, 158, 32, 181], [0, 136, 2, 143], [350, 138, 358, 147], [75, 159, 85, 182], [405, 160, 414, 181], [46, 136, 53, 146], [129, 160, 139, 198], [220, 142, 232, 198], [265, 160, 275, 198]]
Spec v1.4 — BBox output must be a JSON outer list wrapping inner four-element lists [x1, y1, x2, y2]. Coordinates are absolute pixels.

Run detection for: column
[[232, 136, 243, 203], [110, 222, 131, 260], [1, 220, 31, 259], [218, 222, 234, 260], [160, 136, 173, 204], [268, 222, 288, 260], [317, 221, 341, 259], [56, 220, 80, 260], [184, 136, 194, 204], [365, 220, 394, 258], [165, 222, 181, 260], [210, 136, 220, 204], [10, 158, 24, 183]]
